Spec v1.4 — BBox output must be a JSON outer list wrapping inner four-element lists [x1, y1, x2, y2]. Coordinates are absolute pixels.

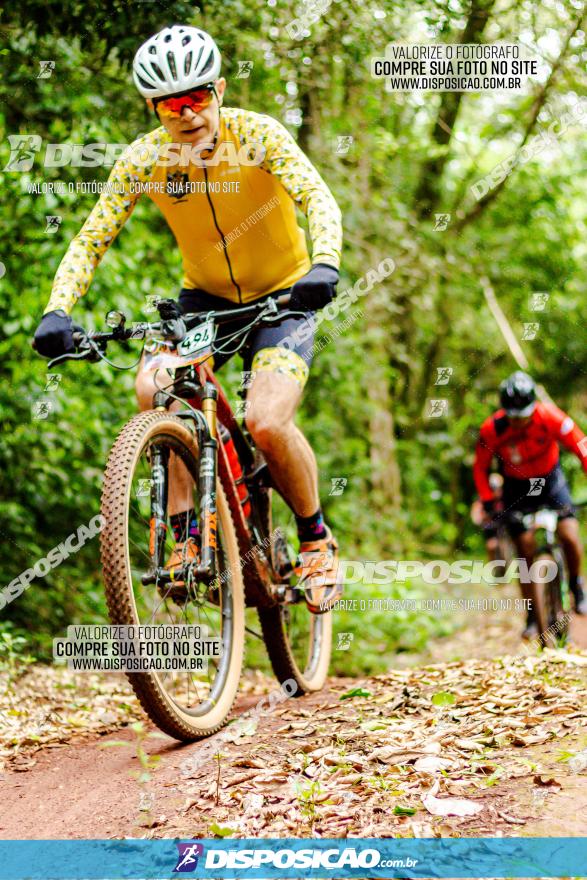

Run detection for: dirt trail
[[1, 606, 587, 840]]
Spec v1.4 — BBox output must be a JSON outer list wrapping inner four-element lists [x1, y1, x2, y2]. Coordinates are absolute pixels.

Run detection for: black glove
[[482, 499, 496, 515], [33, 309, 75, 358], [289, 263, 339, 312]]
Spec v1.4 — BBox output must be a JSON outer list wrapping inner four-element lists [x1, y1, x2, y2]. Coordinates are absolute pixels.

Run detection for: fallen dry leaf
[[422, 780, 484, 817]]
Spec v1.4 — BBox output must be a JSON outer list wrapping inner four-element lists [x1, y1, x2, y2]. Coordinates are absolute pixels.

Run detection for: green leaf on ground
[[431, 691, 456, 707], [393, 805, 417, 816], [340, 687, 372, 700], [209, 823, 236, 837]]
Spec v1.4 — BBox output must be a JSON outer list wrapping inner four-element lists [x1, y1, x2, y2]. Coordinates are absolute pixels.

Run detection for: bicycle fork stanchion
[[149, 444, 169, 569], [197, 382, 218, 581]]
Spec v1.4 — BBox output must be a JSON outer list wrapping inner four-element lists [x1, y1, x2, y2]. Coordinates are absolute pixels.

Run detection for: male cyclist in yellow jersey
[[33, 25, 344, 612]]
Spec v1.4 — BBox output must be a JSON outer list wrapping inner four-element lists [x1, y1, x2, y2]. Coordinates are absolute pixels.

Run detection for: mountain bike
[[44, 296, 332, 741], [523, 508, 570, 647]]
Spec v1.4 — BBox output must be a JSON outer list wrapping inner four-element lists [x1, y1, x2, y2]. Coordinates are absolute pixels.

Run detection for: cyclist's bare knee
[[245, 371, 300, 451], [557, 516, 579, 543], [515, 530, 535, 560], [135, 367, 157, 411], [246, 407, 292, 452]]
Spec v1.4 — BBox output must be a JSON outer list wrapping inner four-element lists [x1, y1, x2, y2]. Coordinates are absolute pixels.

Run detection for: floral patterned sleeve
[[242, 111, 342, 269], [44, 134, 159, 314]]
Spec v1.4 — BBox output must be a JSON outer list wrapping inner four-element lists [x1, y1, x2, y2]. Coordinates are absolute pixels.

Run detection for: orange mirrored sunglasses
[[154, 85, 216, 119]]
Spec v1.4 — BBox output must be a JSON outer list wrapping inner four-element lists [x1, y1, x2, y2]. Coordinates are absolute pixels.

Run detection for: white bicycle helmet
[[133, 26, 221, 98]]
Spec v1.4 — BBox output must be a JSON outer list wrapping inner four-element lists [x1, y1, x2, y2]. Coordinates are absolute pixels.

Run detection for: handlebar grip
[[276, 293, 291, 307]]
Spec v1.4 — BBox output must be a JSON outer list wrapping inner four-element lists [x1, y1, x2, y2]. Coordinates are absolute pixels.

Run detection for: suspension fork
[[150, 444, 169, 568], [196, 382, 218, 580]]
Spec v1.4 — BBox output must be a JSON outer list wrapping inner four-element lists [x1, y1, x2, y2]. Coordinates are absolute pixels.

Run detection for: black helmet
[[499, 371, 536, 417]]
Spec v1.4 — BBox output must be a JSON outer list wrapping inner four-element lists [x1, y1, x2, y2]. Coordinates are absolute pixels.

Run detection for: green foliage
[[1, 0, 586, 671]]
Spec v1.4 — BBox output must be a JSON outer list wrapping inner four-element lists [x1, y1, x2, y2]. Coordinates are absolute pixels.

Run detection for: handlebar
[[38, 293, 294, 369]]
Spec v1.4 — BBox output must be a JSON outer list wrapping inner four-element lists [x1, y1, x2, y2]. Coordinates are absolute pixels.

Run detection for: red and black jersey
[[473, 401, 587, 501]]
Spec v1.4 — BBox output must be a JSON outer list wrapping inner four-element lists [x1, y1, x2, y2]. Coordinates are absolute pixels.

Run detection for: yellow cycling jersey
[[46, 107, 342, 313]]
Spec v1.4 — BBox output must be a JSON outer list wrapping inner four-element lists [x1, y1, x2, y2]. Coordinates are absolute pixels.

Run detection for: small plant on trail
[[100, 721, 166, 829], [0, 629, 35, 689], [213, 751, 225, 806], [294, 779, 331, 827]]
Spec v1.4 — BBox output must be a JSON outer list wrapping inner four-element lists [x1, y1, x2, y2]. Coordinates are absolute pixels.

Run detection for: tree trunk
[[414, 0, 496, 219]]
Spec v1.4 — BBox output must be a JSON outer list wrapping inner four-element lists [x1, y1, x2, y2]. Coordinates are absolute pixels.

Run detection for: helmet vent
[[184, 51, 193, 76], [136, 73, 153, 90], [182, 35, 191, 46], [200, 49, 214, 75], [167, 51, 177, 79], [150, 62, 165, 82]]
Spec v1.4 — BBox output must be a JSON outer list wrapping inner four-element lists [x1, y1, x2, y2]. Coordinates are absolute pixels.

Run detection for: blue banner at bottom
[[0, 837, 585, 879]]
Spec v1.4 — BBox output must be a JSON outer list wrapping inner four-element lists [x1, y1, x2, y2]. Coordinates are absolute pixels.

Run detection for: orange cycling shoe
[[295, 526, 343, 614]]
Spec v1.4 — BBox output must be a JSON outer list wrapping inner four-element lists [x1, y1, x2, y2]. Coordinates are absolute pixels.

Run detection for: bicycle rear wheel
[[255, 488, 331, 694], [100, 411, 245, 741]]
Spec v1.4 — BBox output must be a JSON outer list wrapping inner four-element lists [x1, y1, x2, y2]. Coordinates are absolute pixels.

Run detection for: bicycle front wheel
[[534, 549, 569, 647], [100, 411, 245, 741]]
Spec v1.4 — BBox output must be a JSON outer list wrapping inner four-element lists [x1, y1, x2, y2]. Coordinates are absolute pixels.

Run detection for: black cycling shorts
[[178, 287, 316, 377], [500, 464, 576, 537]]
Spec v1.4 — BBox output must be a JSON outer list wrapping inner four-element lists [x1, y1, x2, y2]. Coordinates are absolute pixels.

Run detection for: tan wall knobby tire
[[258, 605, 332, 695], [100, 410, 245, 741]]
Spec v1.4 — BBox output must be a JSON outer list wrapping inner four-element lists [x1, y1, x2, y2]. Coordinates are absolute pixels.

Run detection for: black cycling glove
[[33, 309, 75, 358], [289, 263, 339, 313], [482, 499, 497, 515]]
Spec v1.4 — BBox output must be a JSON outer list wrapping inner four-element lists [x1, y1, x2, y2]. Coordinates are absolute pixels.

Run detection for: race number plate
[[143, 320, 217, 371], [177, 320, 216, 357]]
